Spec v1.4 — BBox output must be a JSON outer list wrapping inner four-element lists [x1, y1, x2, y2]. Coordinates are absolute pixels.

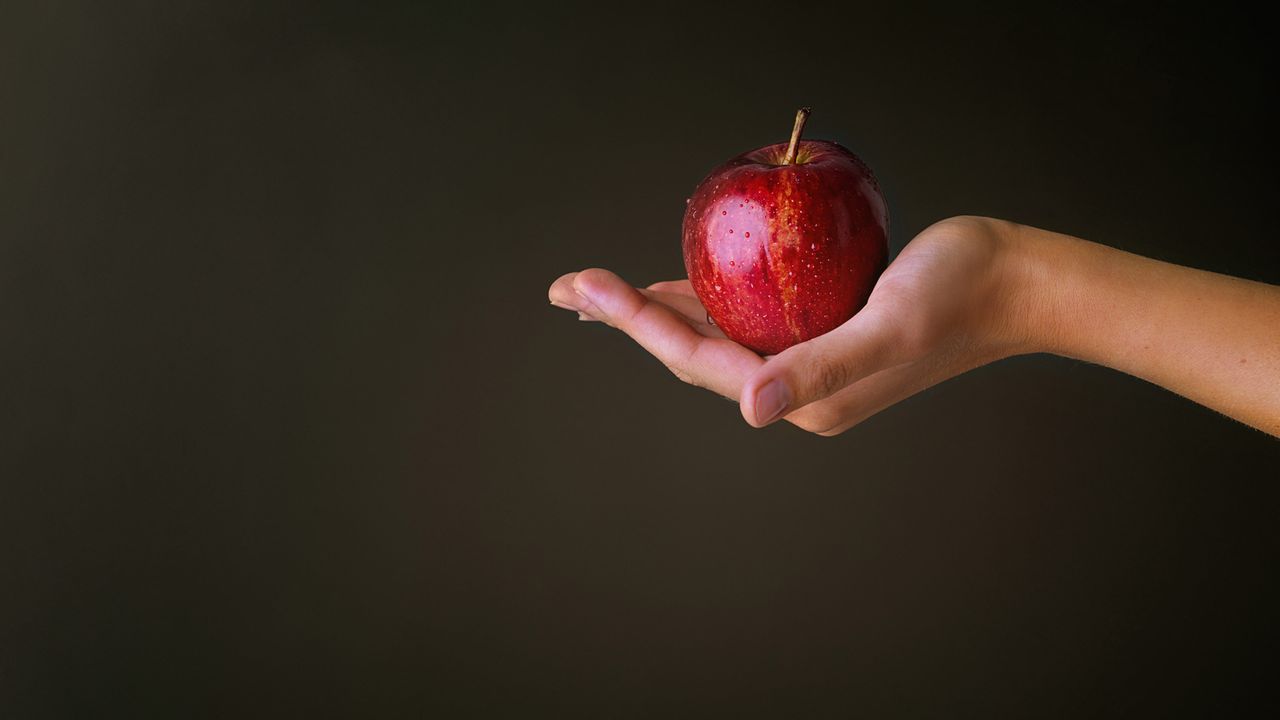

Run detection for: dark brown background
[[3, 1, 1278, 716]]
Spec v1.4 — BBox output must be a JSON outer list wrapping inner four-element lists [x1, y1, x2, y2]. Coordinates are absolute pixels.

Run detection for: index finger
[[552, 269, 764, 399]]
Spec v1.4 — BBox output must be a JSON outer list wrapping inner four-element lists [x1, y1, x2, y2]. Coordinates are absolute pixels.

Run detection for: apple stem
[[782, 107, 811, 165]]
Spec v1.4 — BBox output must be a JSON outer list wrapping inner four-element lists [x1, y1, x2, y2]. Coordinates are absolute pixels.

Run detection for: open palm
[[549, 216, 1022, 435]]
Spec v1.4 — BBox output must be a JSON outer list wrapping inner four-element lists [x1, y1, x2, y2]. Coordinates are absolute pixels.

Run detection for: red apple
[[682, 108, 889, 355]]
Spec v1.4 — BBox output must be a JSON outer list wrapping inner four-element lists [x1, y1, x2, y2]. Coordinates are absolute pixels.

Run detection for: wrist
[[990, 220, 1071, 358], [994, 221, 1130, 364]]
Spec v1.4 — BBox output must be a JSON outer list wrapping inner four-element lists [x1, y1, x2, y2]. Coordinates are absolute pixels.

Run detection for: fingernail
[[755, 380, 791, 425], [577, 311, 597, 322], [550, 299, 579, 311]]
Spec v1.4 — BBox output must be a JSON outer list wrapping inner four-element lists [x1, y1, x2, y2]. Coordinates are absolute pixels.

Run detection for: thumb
[[740, 311, 905, 427]]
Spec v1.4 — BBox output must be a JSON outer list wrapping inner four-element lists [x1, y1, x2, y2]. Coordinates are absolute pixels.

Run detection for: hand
[[549, 216, 1029, 435]]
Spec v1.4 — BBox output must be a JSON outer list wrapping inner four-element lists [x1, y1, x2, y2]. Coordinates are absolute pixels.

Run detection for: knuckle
[[927, 215, 994, 239], [809, 354, 850, 399]]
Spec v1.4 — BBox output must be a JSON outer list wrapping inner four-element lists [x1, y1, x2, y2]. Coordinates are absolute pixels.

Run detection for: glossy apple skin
[[682, 139, 888, 355]]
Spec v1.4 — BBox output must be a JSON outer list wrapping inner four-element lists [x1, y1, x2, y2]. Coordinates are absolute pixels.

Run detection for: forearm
[[1002, 223, 1280, 436]]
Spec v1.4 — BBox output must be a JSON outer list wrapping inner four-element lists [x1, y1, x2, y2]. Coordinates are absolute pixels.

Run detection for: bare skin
[[548, 216, 1280, 437]]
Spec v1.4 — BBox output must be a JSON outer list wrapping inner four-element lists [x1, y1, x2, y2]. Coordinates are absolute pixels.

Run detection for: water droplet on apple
[[744, 232, 750, 238], [721, 210, 727, 215], [729, 260, 735, 267], [728, 229, 733, 234]]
